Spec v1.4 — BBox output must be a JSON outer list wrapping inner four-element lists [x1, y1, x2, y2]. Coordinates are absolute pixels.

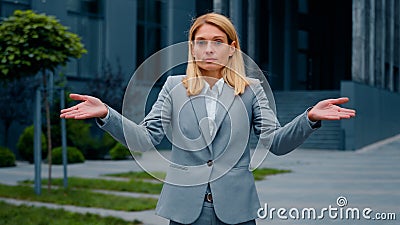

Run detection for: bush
[[109, 143, 131, 160], [66, 119, 95, 157], [96, 132, 117, 156], [85, 131, 117, 160], [17, 125, 47, 163], [51, 146, 85, 165], [0, 147, 16, 167], [65, 120, 115, 160], [109, 143, 142, 160]]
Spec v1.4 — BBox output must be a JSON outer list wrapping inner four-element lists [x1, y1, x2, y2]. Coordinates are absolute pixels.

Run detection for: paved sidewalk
[[1, 135, 399, 225], [255, 134, 400, 225]]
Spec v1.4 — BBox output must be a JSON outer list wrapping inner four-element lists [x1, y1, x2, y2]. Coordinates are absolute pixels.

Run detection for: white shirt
[[202, 78, 225, 137]]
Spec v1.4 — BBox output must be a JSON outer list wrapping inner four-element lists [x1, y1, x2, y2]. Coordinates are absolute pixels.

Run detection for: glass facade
[[66, 0, 104, 78], [136, 0, 166, 67], [1, 0, 398, 92], [0, 0, 30, 18]]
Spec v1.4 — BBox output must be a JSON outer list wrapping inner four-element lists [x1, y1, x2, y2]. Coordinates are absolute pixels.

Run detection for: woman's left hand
[[307, 97, 356, 121]]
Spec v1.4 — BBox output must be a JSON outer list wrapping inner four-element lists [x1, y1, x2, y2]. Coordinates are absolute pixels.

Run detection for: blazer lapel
[[188, 83, 236, 155], [189, 95, 213, 155], [213, 84, 236, 139]]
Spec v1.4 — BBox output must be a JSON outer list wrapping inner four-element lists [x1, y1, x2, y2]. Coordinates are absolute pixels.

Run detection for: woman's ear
[[229, 41, 236, 56]]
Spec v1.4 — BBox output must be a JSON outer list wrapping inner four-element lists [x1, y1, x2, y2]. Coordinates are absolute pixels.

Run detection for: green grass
[[252, 168, 291, 180], [105, 171, 166, 180], [105, 168, 290, 181], [22, 176, 163, 194], [0, 184, 157, 211], [0, 201, 142, 225]]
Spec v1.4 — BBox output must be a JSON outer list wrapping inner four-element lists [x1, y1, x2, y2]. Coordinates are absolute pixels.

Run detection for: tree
[[0, 10, 87, 191]]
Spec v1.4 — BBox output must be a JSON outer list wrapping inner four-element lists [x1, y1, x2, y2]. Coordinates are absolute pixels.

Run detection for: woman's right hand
[[60, 94, 108, 120]]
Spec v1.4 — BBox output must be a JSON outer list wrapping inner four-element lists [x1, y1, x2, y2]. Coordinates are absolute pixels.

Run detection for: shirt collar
[[202, 77, 224, 96]]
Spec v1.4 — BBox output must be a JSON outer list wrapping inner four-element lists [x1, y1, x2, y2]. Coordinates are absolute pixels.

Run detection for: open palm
[[60, 94, 108, 120], [308, 97, 356, 121]]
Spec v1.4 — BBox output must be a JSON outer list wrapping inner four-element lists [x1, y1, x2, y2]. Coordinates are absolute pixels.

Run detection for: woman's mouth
[[203, 58, 218, 62]]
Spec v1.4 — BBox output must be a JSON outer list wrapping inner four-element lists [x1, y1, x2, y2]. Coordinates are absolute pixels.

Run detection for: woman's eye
[[195, 40, 206, 46], [194, 40, 224, 47], [213, 40, 223, 46]]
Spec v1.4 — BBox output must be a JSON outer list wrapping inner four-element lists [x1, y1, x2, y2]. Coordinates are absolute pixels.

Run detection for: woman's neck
[[201, 70, 223, 89]]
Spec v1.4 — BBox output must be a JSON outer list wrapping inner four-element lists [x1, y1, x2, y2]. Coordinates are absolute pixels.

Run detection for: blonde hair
[[182, 13, 249, 96]]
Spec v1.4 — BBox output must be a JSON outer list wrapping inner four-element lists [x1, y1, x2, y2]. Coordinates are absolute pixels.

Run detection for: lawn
[[22, 176, 163, 194], [252, 167, 291, 180], [105, 170, 167, 180], [0, 184, 157, 211], [106, 168, 291, 181], [0, 201, 142, 225]]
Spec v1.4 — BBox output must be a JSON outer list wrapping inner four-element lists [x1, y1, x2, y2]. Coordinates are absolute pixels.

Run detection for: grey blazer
[[97, 75, 320, 224]]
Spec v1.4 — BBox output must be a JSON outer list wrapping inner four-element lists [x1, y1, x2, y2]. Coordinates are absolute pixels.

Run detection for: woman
[[61, 13, 355, 225]]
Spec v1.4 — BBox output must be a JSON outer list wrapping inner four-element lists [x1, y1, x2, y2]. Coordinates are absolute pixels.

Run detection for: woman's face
[[192, 23, 235, 76]]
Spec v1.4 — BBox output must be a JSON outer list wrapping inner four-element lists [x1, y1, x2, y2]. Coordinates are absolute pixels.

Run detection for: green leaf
[[0, 9, 87, 79], [1, 68, 9, 75]]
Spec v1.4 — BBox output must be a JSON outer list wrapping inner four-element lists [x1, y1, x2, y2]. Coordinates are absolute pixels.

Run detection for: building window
[[256, 0, 269, 67], [136, 0, 166, 68], [0, 0, 30, 18], [66, 0, 104, 78], [297, 30, 310, 89]]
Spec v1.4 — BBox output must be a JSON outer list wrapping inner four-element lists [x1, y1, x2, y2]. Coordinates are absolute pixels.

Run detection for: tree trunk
[[42, 70, 52, 192]]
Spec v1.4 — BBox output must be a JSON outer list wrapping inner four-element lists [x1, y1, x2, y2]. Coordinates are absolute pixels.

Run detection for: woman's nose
[[205, 42, 215, 53]]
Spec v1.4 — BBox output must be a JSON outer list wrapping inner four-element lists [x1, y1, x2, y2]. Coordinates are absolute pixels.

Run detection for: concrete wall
[[341, 81, 400, 150]]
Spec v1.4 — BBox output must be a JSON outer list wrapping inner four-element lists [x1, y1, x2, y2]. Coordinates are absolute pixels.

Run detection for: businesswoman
[[61, 13, 355, 225]]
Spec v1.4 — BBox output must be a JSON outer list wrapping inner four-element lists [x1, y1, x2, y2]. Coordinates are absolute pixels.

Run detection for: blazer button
[[207, 160, 213, 167]]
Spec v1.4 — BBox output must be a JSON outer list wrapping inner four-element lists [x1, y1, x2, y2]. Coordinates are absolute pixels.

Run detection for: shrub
[[0, 147, 16, 167], [17, 125, 47, 163], [66, 119, 95, 157], [65, 120, 114, 160], [109, 143, 131, 160], [87, 131, 117, 160], [109, 143, 142, 160], [96, 132, 117, 155], [101, 132, 117, 148], [52, 115, 112, 159], [51, 146, 85, 165]]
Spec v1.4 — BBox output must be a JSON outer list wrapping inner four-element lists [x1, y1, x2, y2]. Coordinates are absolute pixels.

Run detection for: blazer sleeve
[[96, 76, 173, 152], [251, 81, 320, 156]]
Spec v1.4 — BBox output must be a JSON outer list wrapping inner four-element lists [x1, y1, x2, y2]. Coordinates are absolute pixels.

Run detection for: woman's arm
[[60, 77, 174, 152], [251, 82, 355, 156]]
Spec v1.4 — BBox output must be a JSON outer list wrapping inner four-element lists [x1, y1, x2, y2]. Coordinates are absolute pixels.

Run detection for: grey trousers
[[169, 201, 256, 225]]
